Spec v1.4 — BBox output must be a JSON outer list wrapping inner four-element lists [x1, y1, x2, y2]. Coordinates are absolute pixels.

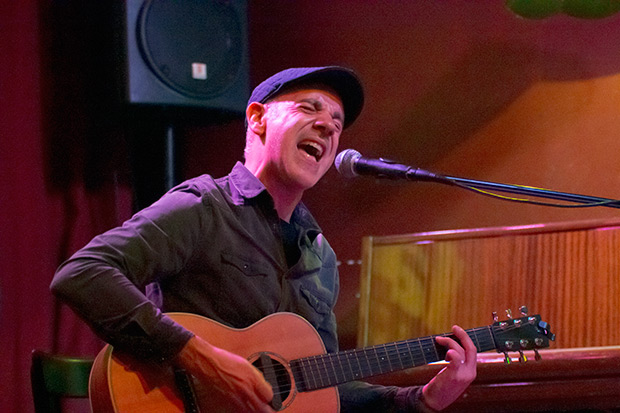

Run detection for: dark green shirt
[[51, 162, 422, 412]]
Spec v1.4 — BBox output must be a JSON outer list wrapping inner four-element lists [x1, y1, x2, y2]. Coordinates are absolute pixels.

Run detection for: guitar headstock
[[491, 308, 555, 362]]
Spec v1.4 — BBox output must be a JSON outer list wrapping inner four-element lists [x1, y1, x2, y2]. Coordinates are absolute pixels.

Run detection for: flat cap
[[248, 66, 364, 129]]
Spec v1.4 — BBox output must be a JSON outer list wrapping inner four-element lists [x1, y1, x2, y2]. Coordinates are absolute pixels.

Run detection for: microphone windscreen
[[334, 149, 362, 178]]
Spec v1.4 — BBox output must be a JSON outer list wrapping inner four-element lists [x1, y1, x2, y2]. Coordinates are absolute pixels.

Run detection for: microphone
[[334, 149, 450, 183]]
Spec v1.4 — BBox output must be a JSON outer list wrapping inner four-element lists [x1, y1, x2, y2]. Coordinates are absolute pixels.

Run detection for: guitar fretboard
[[290, 326, 496, 392]]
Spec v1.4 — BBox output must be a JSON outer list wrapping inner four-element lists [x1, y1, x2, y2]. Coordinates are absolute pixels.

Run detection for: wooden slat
[[358, 218, 620, 349]]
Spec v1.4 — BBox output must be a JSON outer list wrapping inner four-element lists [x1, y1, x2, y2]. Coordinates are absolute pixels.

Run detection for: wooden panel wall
[[358, 219, 620, 349]]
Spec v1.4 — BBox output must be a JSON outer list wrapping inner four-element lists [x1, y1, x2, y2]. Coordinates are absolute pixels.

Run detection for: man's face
[[249, 87, 345, 192]]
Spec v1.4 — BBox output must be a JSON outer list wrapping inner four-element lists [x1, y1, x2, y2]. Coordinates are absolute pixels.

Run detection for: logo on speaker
[[192, 63, 207, 80]]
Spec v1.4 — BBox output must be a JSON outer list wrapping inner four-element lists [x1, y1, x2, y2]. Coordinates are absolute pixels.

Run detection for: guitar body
[[89, 312, 340, 412]]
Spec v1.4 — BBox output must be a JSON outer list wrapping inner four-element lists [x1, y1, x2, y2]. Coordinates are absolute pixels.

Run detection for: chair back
[[30, 350, 94, 413]]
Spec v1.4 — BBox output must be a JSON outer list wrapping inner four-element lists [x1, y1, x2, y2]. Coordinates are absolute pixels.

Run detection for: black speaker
[[123, 0, 248, 113]]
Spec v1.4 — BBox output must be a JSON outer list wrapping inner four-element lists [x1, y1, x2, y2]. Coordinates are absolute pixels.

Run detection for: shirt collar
[[228, 162, 322, 238], [291, 202, 322, 239], [228, 162, 267, 202]]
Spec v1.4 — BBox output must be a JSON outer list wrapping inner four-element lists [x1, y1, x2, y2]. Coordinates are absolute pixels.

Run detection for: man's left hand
[[421, 325, 477, 411]]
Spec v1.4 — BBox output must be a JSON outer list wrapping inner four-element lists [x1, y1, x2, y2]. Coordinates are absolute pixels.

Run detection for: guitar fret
[[340, 352, 348, 382], [393, 343, 404, 370], [318, 355, 328, 388], [338, 357, 347, 381], [484, 328, 492, 348], [392, 343, 404, 370], [368, 347, 380, 376], [302, 357, 312, 390], [352, 349, 363, 379], [293, 358, 306, 391], [473, 328, 481, 350], [371, 346, 383, 375], [290, 361, 306, 392], [383, 346, 393, 372], [406, 340, 420, 367], [303, 357, 313, 389], [470, 328, 481, 350], [432, 336, 441, 361], [316, 355, 327, 388], [424, 336, 441, 363], [474, 326, 493, 352], [340, 351, 348, 381], [401, 343, 414, 368], [404, 341, 413, 366], [382, 345, 391, 372], [382, 345, 393, 371], [327, 353, 340, 384], [363, 348, 372, 378], [325, 354, 335, 386], [306, 357, 319, 390], [484, 326, 495, 350], [415, 340, 427, 366], [322, 355, 333, 386], [480, 327, 491, 351], [416, 338, 427, 365], [401, 343, 411, 368], [346, 350, 356, 381], [332, 352, 347, 385]]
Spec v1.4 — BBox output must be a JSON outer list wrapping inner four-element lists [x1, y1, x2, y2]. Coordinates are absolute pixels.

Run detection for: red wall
[[244, 1, 620, 347], [3, 1, 620, 411]]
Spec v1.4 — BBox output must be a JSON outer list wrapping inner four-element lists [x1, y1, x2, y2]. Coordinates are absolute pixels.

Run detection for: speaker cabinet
[[124, 0, 248, 113]]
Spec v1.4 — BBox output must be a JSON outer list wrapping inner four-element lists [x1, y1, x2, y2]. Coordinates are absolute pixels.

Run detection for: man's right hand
[[175, 335, 275, 412]]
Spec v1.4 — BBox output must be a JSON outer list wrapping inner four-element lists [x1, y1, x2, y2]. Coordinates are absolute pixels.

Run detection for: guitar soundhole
[[251, 352, 293, 410]]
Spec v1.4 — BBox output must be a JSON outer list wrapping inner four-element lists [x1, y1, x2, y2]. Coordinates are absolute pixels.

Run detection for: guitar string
[[280, 322, 519, 383], [280, 325, 510, 392], [269, 333, 474, 394], [283, 322, 535, 393], [265, 322, 537, 395]]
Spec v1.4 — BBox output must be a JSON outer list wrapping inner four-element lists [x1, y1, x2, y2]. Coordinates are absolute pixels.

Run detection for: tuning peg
[[506, 309, 513, 319], [492, 311, 499, 322], [518, 350, 527, 363], [519, 306, 528, 316], [537, 321, 557, 341], [534, 349, 542, 361], [503, 352, 512, 364]]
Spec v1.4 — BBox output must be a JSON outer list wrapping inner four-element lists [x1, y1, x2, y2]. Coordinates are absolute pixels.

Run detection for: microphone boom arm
[[335, 149, 620, 208], [442, 174, 620, 209]]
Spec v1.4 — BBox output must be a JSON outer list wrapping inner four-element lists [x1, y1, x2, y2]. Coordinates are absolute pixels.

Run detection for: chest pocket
[[221, 251, 273, 277]]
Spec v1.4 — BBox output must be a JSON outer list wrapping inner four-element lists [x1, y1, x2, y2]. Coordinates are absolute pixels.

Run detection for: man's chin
[[289, 172, 323, 193]]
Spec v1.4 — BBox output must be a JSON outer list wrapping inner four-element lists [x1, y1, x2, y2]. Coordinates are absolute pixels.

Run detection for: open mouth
[[298, 141, 324, 162]]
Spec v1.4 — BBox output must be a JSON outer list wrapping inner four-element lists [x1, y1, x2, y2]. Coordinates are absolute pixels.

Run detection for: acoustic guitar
[[89, 311, 554, 412]]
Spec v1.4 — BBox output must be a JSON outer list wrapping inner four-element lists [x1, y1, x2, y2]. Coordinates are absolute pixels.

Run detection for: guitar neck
[[291, 326, 496, 392]]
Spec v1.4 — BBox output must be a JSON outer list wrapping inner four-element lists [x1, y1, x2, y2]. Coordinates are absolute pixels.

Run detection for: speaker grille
[[136, 0, 243, 100]]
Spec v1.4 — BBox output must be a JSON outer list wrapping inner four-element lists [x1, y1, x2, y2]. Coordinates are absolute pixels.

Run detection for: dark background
[[4, 1, 620, 411]]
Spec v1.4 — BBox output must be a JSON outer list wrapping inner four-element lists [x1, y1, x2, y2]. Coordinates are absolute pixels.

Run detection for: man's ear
[[246, 102, 266, 134]]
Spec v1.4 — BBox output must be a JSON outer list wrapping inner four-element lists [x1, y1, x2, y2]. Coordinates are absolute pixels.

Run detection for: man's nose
[[314, 114, 338, 137]]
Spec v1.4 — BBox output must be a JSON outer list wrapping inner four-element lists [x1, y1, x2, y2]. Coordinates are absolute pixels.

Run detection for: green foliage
[[506, 0, 620, 19]]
